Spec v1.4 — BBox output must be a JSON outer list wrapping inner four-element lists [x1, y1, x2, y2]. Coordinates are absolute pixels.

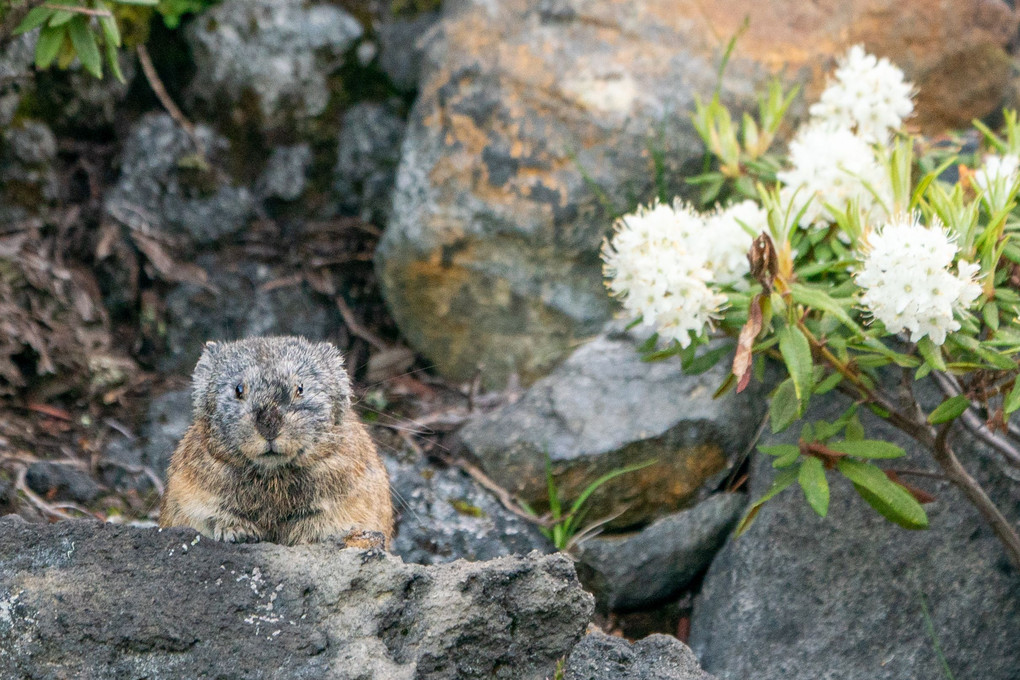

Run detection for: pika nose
[[255, 404, 283, 441]]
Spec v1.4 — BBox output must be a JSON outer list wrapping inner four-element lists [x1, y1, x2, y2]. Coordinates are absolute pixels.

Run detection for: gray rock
[[257, 144, 312, 201], [0, 517, 593, 679], [24, 462, 103, 505], [690, 387, 1020, 680], [375, 0, 775, 386], [333, 101, 406, 223], [33, 51, 135, 132], [0, 120, 58, 222], [186, 0, 363, 132], [161, 258, 343, 374], [0, 34, 36, 128], [142, 390, 192, 480], [99, 434, 150, 493], [376, 11, 441, 92], [104, 113, 255, 245], [565, 632, 716, 680], [576, 493, 745, 611], [459, 328, 765, 529], [387, 455, 554, 565]]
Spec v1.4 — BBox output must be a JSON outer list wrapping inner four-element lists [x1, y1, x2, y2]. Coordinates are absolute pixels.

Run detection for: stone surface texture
[[186, 0, 363, 133], [575, 493, 745, 611], [459, 328, 765, 528], [0, 517, 593, 680], [333, 101, 407, 224], [565, 632, 716, 680], [387, 455, 554, 565], [377, 0, 1018, 385], [689, 386, 1020, 680], [104, 113, 255, 245]]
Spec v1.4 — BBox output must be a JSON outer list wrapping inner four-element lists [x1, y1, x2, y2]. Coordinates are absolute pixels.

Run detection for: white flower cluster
[[602, 200, 765, 346], [974, 153, 1020, 213], [777, 125, 891, 228], [856, 216, 981, 345], [779, 45, 913, 229], [809, 44, 914, 143]]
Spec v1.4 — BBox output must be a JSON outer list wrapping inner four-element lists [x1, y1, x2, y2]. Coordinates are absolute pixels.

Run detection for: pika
[[159, 336, 393, 548]]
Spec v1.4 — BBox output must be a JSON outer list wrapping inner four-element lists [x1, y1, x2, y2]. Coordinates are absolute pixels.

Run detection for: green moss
[[448, 498, 486, 518]]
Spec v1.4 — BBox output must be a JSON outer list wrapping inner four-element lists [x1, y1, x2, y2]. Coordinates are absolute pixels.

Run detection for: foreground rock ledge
[[0, 517, 593, 680]]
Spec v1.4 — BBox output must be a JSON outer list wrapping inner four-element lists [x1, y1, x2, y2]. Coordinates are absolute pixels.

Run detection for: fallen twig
[[136, 44, 205, 156]]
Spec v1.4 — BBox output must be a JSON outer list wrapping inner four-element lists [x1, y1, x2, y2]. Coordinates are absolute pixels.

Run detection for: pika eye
[[295, 384, 304, 398], [235, 383, 245, 399]]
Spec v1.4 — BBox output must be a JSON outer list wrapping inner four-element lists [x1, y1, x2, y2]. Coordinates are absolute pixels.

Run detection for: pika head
[[191, 336, 352, 467]]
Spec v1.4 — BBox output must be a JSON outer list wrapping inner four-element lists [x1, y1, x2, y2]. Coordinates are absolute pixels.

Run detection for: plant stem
[[795, 322, 1020, 568], [136, 43, 205, 156], [933, 424, 1020, 569]]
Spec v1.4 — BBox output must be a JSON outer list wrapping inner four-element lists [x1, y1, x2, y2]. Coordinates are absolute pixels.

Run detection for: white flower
[[973, 153, 1020, 214], [856, 215, 981, 345], [602, 201, 727, 347], [777, 124, 891, 228], [703, 200, 767, 286], [809, 44, 914, 143]]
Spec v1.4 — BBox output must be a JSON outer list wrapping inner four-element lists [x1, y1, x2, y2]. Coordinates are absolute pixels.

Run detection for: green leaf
[[683, 343, 733, 375], [790, 284, 859, 330], [104, 36, 125, 83], [838, 459, 928, 529], [15, 6, 55, 34], [113, 0, 159, 4], [798, 457, 829, 517], [735, 465, 799, 537], [34, 27, 65, 68], [68, 16, 102, 79], [778, 324, 813, 415], [828, 439, 906, 459], [564, 459, 657, 527], [772, 447, 800, 468], [1005, 380, 1020, 415], [99, 10, 122, 48], [927, 394, 970, 424], [48, 10, 75, 27], [769, 378, 799, 433], [813, 371, 842, 395], [917, 336, 947, 372], [759, 444, 799, 458]]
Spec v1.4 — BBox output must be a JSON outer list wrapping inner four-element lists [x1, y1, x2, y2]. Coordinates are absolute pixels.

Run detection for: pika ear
[[191, 341, 220, 419], [317, 342, 352, 424]]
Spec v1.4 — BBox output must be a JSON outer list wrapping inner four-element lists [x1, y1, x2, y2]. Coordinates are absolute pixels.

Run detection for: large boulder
[[0, 517, 594, 679], [376, 0, 1018, 385], [689, 387, 1020, 680], [459, 328, 765, 529]]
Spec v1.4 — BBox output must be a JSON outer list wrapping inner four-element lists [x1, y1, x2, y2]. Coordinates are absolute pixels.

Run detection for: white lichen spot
[[190, 535, 201, 546]]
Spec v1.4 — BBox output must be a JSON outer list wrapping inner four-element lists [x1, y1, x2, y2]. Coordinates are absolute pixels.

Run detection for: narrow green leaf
[[34, 27, 65, 68], [837, 459, 928, 529], [798, 457, 829, 517], [48, 10, 75, 27], [828, 439, 906, 459], [15, 6, 55, 34], [112, 0, 159, 4], [769, 378, 800, 433], [778, 324, 813, 414], [759, 444, 798, 457], [790, 284, 859, 330], [927, 395, 970, 424], [565, 459, 656, 522], [683, 343, 733, 375], [104, 38, 124, 83], [1005, 380, 1020, 415], [99, 10, 121, 48], [917, 336, 947, 372], [813, 371, 842, 395], [68, 16, 103, 79], [773, 448, 800, 468], [735, 465, 799, 537]]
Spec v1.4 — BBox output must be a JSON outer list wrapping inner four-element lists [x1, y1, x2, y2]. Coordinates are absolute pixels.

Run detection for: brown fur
[[158, 337, 393, 547]]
